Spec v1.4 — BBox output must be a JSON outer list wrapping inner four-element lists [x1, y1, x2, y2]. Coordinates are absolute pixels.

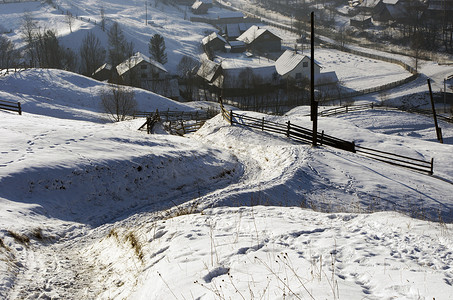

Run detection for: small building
[[116, 52, 168, 84], [372, 0, 407, 22], [275, 50, 321, 81], [92, 63, 115, 82], [215, 12, 245, 24], [223, 23, 253, 41], [275, 50, 338, 86], [197, 59, 223, 87], [225, 41, 246, 53], [350, 17, 373, 28], [237, 25, 282, 53], [191, 0, 213, 14], [115, 52, 179, 99], [202, 32, 228, 52]]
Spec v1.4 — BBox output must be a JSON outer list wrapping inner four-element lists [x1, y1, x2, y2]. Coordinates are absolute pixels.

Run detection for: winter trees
[[20, 12, 76, 70], [148, 34, 167, 64], [101, 84, 137, 122], [177, 55, 199, 100], [80, 31, 106, 76], [108, 22, 134, 67], [0, 35, 17, 69]]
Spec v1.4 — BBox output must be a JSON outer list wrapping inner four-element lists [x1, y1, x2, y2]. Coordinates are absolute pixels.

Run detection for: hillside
[[1, 69, 453, 299]]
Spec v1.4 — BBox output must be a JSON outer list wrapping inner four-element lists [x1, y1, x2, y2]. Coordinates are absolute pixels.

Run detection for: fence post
[[262, 117, 264, 131], [18, 102, 22, 115], [286, 121, 290, 138], [430, 158, 434, 175], [320, 130, 324, 145], [229, 110, 233, 125]]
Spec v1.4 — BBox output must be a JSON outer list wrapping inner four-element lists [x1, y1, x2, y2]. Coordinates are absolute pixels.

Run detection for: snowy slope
[[1, 68, 453, 299]]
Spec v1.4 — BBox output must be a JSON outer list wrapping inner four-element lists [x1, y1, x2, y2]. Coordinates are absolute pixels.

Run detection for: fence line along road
[[219, 100, 434, 175]]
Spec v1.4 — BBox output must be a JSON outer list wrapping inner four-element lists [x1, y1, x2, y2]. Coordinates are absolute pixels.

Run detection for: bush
[[101, 84, 137, 122]]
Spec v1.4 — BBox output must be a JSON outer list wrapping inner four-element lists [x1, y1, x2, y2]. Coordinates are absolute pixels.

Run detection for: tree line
[[0, 12, 170, 76]]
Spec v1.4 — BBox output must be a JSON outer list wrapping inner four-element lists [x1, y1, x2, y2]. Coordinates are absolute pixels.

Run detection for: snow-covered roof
[[93, 63, 112, 75], [383, 0, 399, 4], [202, 32, 227, 46], [275, 50, 321, 76], [228, 41, 246, 47], [315, 71, 338, 85], [217, 12, 244, 19], [197, 59, 221, 82], [116, 52, 167, 76], [237, 25, 281, 44], [226, 24, 241, 38], [191, 1, 204, 10]]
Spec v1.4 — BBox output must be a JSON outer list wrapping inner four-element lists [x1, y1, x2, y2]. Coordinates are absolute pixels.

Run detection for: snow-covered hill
[[1, 68, 453, 299]]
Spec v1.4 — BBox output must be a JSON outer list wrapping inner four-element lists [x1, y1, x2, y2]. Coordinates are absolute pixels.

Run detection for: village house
[[92, 63, 115, 82], [116, 52, 180, 100], [236, 25, 282, 54], [197, 54, 278, 89], [116, 52, 168, 83], [372, 0, 408, 22], [202, 32, 228, 53], [223, 22, 253, 41], [191, 0, 213, 14], [275, 50, 338, 85]]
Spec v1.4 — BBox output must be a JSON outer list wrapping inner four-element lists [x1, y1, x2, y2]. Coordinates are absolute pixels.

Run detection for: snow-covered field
[[1, 0, 453, 298], [1, 68, 453, 299]]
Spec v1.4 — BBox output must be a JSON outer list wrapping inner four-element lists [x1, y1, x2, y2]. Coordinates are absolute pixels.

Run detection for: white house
[[275, 50, 320, 80]]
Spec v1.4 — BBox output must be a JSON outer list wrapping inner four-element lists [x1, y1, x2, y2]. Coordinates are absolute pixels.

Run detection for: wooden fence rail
[[219, 100, 434, 175], [355, 145, 433, 175], [0, 100, 21, 115]]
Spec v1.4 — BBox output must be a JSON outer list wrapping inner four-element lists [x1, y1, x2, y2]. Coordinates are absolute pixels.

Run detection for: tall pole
[[428, 78, 443, 143], [310, 11, 318, 147], [145, 1, 148, 25]]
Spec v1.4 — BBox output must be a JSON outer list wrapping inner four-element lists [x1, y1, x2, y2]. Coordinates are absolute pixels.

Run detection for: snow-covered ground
[[1, 68, 453, 299], [1, 0, 453, 298]]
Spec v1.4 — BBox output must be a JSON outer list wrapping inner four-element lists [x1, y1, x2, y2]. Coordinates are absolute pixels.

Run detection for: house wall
[[283, 57, 321, 81], [250, 35, 281, 53]]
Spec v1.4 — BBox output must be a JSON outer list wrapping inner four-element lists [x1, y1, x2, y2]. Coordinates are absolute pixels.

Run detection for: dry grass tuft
[[7, 230, 30, 245]]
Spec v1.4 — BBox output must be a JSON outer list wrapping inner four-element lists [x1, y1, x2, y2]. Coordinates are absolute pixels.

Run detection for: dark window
[[140, 64, 147, 69], [303, 62, 308, 68]]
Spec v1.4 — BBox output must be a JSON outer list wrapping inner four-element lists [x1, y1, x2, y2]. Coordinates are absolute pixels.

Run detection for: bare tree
[[100, 6, 106, 31], [177, 55, 199, 100], [66, 13, 73, 33], [101, 84, 137, 122], [80, 31, 106, 76], [21, 12, 38, 66], [0, 35, 17, 69]]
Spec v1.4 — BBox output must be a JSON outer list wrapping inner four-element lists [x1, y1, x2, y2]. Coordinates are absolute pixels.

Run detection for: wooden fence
[[0, 100, 21, 115], [220, 100, 355, 152], [136, 108, 218, 135], [355, 145, 434, 175], [319, 103, 375, 117], [219, 101, 434, 175]]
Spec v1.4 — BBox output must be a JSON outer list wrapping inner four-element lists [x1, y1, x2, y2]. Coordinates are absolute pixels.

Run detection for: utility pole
[[428, 78, 443, 143], [310, 11, 318, 147], [145, 1, 148, 25]]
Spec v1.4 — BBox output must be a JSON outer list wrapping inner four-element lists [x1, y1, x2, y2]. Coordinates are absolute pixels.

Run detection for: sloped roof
[[93, 63, 112, 75], [275, 50, 320, 76], [116, 52, 167, 76], [315, 71, 338, 85], [226, 24, 241, 38], [197, 59, 221, 82], [237, 25, 281, 44], [202, 32, 227, 46]]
